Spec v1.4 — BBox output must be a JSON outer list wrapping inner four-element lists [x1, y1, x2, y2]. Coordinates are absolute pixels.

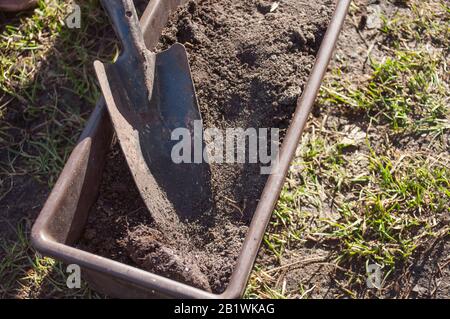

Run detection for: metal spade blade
[[94, 0, 211, 226]]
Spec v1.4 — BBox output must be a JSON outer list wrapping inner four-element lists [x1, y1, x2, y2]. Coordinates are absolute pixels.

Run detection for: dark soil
[[254, 0, 450, 299], [80, 0, 333, 293]]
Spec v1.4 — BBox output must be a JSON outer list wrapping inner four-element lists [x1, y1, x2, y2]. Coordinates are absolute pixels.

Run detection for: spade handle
[[100, 0, 147, 57]]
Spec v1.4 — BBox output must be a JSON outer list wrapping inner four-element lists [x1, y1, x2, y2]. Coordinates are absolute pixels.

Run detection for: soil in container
[[79, 0, 334, 294]]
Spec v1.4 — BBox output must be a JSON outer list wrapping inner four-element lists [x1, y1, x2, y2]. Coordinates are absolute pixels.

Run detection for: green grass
[[248, 0, 450, 299], [323, 48, 449, 134], [0, 0, 116, 185], [0, 218, 97, 298], [327, 151, 449, 265], [0, 0, 115, 298], [380, 0, 449, 48], [324, 0, 449, 136]]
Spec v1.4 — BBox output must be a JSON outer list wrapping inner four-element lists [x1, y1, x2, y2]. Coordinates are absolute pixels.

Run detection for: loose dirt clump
[[80, 0, 333, 293], [125, 225, 211, 291]]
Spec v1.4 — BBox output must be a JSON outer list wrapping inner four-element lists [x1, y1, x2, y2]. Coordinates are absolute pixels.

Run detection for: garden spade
[[94, 0, 210, 227]]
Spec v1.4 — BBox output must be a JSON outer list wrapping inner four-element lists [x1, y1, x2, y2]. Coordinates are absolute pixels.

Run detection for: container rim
[[31, 0, 351, 299]]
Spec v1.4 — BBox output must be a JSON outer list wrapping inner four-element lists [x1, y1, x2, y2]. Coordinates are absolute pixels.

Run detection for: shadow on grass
[[0, 0, 133, 298]]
